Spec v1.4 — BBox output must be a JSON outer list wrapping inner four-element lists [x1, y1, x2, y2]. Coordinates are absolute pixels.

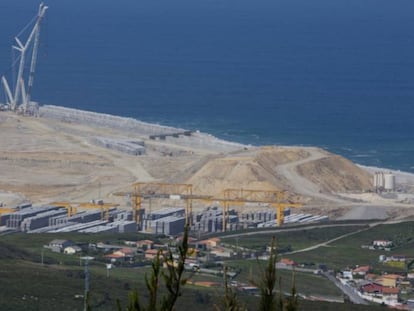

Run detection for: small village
[[43, 234, 414, 310], [325, 239, 414, 309]]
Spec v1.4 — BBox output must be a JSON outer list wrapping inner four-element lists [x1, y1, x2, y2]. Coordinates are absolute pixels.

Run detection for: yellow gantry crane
[[0, 207, 17, 214], [0, 207, 18, 224], [51, 201, 119, 221], [0, 207, 19, 225], [114, 182, 303, 231], [222, 189, 303, 227], [132, 182, 195, 225]]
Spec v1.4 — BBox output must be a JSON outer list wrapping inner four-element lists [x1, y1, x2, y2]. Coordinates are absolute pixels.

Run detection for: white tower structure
[[373, 171, 384, 192], [1, 3, 48, 114], [373, 171, 396, 192], [384, 172, 395, 192]]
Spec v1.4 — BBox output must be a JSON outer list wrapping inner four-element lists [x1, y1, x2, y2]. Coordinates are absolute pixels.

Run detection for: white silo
[[384, 172, 395, 191], [373, 172, 384, 191]]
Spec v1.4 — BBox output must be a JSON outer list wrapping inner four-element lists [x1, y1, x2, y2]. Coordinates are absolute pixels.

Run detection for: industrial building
[[373, 171, 396, 192], [0, 203, 137, 234]]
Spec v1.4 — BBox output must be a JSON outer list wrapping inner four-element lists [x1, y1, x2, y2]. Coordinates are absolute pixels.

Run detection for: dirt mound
[[184, 147, 372, 199], [184, 147, 305, 196], [296, 155, 372, 193]]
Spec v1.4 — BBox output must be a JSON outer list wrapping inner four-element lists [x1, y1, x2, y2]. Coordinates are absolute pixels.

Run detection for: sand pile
[[181, 146, 372, 199], [296, 155, 373, 193]]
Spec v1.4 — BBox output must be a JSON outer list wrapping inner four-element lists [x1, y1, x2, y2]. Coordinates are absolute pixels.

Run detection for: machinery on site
[[1, 3, 48, 114], [51, 201, 119, 221], [114, 182, 303, 231]]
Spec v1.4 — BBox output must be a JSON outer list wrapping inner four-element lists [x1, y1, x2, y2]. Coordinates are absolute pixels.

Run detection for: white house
[[64, 245, 82, 255], [48, 239, 74, 253]]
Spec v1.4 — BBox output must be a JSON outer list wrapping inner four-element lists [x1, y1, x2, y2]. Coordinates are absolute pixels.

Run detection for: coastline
[[1, 104, 413, 216], [39, 105, 248, 153], [39, 105, 414, 180]]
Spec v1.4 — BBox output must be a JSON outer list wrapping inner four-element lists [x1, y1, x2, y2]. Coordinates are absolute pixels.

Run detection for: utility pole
[[80, 256, 94, 311]]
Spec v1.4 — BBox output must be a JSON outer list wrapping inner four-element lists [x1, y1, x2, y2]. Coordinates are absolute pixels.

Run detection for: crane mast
[[1, 2, 48, 114]]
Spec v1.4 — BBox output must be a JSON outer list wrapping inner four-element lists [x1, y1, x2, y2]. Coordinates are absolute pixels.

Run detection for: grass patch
[[228, 259, 342, 298], [222, 225, 368, 252]]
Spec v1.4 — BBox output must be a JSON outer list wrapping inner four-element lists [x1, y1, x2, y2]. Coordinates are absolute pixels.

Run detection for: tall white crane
[[1, 2, 48, 114]]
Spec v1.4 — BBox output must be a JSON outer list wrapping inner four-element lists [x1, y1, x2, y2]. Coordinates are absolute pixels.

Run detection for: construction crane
[[220, 189, 302, 229], [51, 202, 78, 217], [114, 182, 303, 232], [0, 208, 17, 215], [113, 182, 212, 226], [1, 2, 48, 113], [0, 207, 18, 225], [132, 182, 194, 225]]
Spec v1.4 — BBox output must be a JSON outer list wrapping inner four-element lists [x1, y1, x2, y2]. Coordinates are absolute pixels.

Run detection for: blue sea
[[0, 0, 414, 172]]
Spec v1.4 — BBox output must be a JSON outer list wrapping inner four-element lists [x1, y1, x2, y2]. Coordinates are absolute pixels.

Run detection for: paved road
[[321, 272, 367, 305], [285, 225, 374, 255], [222, 222, 369, 239], [276, 263, 367, 305]]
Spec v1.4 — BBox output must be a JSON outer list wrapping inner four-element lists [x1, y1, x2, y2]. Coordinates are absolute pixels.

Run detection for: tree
[[117, 225, 191, 311], [252, 236, 298, 311], [214, 266, 246, 311]]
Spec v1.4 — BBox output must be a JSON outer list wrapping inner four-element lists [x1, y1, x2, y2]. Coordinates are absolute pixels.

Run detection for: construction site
[[0, 182, 329, 236], [1, 3, 414, 237]]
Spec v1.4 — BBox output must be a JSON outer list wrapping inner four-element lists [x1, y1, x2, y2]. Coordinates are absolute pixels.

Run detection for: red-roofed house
[[352, 265, 371, 276], [279, 258, 296, 266], [360, 283, 399, 305], [105, 248, 136, 261]]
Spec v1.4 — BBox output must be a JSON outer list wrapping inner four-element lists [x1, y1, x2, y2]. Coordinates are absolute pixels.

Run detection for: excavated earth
[[0, 109, 413, 220]]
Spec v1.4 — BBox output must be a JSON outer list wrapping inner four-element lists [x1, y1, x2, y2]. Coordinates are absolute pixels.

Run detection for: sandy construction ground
[[0, 108, 413, 221]]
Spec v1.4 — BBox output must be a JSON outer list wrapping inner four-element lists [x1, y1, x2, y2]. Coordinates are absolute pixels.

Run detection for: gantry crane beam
[[115, 183, 303, 231], [78, 203, 119, 221], [51, 202, 118, 220], [221, 188, 302, 230], [0, 207, 18, 225], [0, 208, 17, 214], [51, 202, 78, 217], [131, 182, 194, 225], [223, 189, 286, 203]]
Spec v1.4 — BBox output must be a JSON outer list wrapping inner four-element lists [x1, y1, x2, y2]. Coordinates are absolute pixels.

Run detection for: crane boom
[[1, 2, 48, 112]]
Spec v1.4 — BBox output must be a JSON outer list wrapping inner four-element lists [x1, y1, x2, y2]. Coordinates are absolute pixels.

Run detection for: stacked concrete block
[[6, 206, 60, 229], [20, 209, 67, 232], [51, 220, 108, 233], [151, 216, 185, 235], [79, 225, 117, 233], [108, 220, 137, 233]]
